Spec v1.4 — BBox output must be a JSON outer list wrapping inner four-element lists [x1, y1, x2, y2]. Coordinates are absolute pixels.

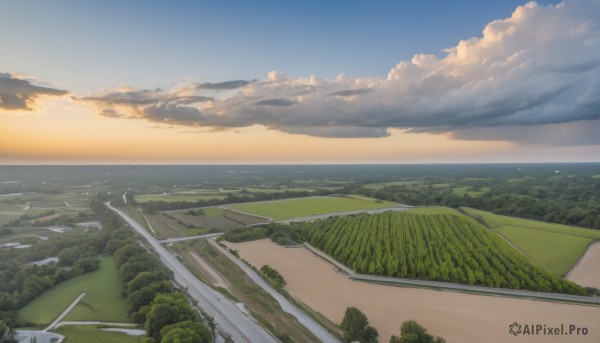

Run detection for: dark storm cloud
[[0, 73, 68, 111]]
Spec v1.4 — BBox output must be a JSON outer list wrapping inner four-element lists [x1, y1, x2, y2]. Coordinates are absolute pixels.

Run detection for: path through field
[[567, 241, 600, 289]]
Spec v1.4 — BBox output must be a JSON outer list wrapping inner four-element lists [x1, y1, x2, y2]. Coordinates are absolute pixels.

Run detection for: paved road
[[272, 206, 411, 225], [51, 321, 139, 328], [44, 292, 87, 331], [210, 239, 340, 343], [305, 243, 600, 305], [158, 232, 223, 244], [106, 202, 277, 343]]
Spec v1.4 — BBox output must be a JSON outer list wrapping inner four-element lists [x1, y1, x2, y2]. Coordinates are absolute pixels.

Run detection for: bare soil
[[230, 239, 600, 343], [566, 241, 600, 289]]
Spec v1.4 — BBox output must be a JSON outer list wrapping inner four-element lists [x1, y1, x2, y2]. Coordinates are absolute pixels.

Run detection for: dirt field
[[567, 241, 600, 289], [229, 239, 600, 343]]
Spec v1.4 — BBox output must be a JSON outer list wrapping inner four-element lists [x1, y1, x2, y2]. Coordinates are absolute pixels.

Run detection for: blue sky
[[1, 0, 599, 164], [1, 1, 554, 90]]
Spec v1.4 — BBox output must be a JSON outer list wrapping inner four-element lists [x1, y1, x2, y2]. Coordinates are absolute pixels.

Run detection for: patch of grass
[[452, 186, 490, 197], [224, 196, 398, 220], [135, 194, 227, 203], [461, 207, 600, 275], [52, 325, 141, 343], [407, 206, 463, 215], [18, 257, 130, 325]]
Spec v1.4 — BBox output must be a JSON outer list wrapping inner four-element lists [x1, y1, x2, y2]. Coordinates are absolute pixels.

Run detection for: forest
[[306, 212, 585, 295], [357, 174, 600, 230]]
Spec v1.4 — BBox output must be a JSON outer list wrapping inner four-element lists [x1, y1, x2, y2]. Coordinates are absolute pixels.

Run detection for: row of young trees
[[307, 212, 585, 295]]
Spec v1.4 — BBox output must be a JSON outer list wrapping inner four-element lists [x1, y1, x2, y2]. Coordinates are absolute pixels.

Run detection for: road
[[210, 238, 340, 343], [44, 292, 86, 331], [305, 243, 600, 305], [272, 206, 411, 225], [106, 202, 277, 343], [158, 232, 223, 244]]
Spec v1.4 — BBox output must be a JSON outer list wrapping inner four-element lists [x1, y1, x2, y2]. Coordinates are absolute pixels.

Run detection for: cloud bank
[[76, 1, 600, 142], [0, 73, 68, 112]]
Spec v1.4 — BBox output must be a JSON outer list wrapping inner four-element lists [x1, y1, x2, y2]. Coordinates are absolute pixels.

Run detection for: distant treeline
[[358, 175, 600, 230]]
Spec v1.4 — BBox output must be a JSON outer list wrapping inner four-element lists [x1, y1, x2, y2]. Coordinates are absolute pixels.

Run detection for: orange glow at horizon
[[0, 102, 572, 164]]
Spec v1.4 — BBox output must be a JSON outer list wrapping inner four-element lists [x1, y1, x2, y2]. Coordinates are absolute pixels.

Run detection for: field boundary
[[303, 243, 600, 305]]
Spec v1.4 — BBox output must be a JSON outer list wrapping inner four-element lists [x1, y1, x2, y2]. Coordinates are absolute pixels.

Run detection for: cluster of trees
[[341, 307, 446, 343], [222, 223, 308, 244], [92, 196, 213, 343], [341, 307, 378, 343], [307, 212, 585, 295], [359, 174, 600, 230], [259, 265, 286, 289], [0, 228, 108, 324], [0, 320, 16, 343], [390, 321, 445, 343], [1, 210, 55, 228]]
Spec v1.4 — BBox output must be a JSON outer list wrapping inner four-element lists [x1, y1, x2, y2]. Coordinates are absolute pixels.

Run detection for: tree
[[0, 320, 16, 343], [341, 307, 378, 343], [145, 293, 198, 338], [159, 320, 212, 343], [389, 320, 445, 343]]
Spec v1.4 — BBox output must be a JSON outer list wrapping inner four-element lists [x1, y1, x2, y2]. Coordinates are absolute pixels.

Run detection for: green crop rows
[[307, 212, 583, 295]]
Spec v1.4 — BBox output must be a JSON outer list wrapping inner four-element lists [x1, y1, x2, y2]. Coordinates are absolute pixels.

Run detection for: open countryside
[[229, 238, 600, 343], [223, 196, 400, 220], [462, 207, 600, 275]]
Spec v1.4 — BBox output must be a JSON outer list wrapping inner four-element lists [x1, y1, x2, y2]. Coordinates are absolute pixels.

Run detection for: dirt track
[[230, 239, 600, 343], [567, 241, 600, 289]]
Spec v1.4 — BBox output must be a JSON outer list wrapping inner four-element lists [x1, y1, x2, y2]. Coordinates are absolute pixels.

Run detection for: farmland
[[18, 257, 129, 325], [230, 239, 600, 343], [461, 207, 600, 275], [172, 240, 324, 343], [223, 196, 399, 220], [306, 211, 583, 294]]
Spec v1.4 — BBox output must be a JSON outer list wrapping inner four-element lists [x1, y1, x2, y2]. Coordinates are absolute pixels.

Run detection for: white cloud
[[79, 0, 600, 142]]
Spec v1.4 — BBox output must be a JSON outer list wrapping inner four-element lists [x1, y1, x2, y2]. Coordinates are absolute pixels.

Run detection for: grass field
[[135, 193, 227, 203], [452, 186, 490, 197], [224, 196, 399, 220], [461, 207, 600, 275], [407, 206, 463, 215], [52, 325, 141, 343], [18, 257, 130, 325], [168, 208, 266, 231]]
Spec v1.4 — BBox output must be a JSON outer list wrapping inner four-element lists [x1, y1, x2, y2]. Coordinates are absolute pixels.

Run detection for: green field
[[224, 196, 399, 220], [306, 210, 584, 294], [452, 186, 490, 197], [461, 208, 600, 276], [135, 193, 227, 203], [18, 257, 130, 325], [407, 207, 463, 215], [52, 325, 141, 343]]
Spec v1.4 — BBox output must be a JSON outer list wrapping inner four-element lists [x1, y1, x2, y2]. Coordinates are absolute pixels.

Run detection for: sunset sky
[[1, 0, 599, 164]]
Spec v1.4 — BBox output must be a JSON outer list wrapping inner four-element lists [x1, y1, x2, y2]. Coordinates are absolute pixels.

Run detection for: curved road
[[106, 202, 277, 343], [210, 238, 340, 343]]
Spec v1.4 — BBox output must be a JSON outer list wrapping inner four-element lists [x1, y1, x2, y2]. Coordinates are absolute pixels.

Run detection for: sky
[[1, 0, 599, 164]]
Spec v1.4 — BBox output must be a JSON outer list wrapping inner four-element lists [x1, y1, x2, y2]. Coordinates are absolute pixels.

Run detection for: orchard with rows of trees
[[307, 212, 584, 294]]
